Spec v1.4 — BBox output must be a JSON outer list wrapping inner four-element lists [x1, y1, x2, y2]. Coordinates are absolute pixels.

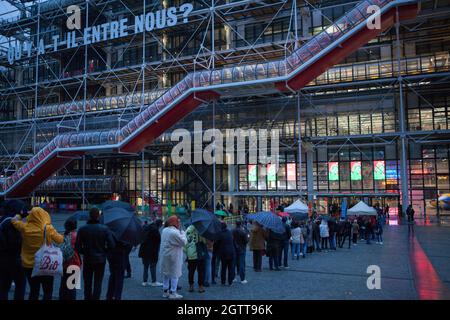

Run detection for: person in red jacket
[[59, 219, 82, 300]]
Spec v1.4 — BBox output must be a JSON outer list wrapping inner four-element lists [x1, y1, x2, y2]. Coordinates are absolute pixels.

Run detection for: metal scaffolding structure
[[0, 0, 449, 217]]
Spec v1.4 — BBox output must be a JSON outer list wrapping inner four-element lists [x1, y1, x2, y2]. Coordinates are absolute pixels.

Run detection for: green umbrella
[[214, 210, 228, 217]]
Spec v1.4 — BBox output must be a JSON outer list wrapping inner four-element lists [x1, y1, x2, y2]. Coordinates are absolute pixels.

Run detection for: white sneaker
[[380, 242, 383, 245], [233, 278, 239, 283], [162, 291, 170, 298], [151, 282, 163, 287], [169, 292, 183, 299], [142, 282, 149, 287], [241, 280, 248, 284]]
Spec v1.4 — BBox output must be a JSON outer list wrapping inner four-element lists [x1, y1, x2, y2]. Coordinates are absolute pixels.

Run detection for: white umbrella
[[347, 201, 377, 216]]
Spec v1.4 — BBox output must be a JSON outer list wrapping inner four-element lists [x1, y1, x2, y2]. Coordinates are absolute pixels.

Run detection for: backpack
[[59, 233, 75, 262]]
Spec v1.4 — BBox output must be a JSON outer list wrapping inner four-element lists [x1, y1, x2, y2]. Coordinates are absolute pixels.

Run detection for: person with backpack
[[0, 204, 26, 300], [75, 208, 116, 300], [185, 224, 207, 293], [11, 207, 64, 300], [232, 220, 250, 284], [59, 219, 81, 300], [139, 219, 163, 287]]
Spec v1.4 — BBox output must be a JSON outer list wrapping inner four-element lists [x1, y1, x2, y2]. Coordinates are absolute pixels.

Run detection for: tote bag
[[32, 225, 63, 277]]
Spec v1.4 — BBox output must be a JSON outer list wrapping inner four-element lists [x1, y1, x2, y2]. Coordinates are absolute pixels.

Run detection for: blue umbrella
[[247, 211, 285, 234], [191, 209, 223, 241]]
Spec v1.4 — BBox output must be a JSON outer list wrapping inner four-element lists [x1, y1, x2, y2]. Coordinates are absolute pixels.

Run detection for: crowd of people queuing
[[0, 201, 389, 301]]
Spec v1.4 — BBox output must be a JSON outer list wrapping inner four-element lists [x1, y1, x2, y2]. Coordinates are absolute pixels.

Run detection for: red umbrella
[[276, 212, 290, 218]]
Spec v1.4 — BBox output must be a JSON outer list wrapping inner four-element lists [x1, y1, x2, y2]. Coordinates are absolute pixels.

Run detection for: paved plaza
[[12, 213, 444, 300]]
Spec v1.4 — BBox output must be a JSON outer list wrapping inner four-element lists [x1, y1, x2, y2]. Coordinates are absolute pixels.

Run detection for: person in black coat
[[278, 217, 291, 268], [266, 229, 284, 271], [106, 238, 128, 300], [75, 208, 116, 300], [215, 222, 235, 286], [139, 219, 162, 286], [0, 205, 26, 300]]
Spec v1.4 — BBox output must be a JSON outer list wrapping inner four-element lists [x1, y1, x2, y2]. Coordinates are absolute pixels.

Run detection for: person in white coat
[[160, 215, 187, 299], [319, 219, 329, 251]]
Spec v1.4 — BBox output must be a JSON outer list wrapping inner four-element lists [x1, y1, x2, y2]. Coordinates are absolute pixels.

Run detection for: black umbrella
[[191, 209, 223, 241], [2, 199, 26, 217], [101, 200, 134, 212], [100, 207, 144, 246]]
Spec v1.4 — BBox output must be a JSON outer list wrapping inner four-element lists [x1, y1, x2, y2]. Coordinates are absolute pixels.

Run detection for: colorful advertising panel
[[350, 161, 362, 181], [374, 160, 386, 180], [287, 163, 296, 181], [248, 164, 257, 182], [267, 164, 277, 182], [328, 162, 339, 181]]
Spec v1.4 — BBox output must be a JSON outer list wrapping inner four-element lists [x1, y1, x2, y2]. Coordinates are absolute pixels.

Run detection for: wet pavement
[[7, 212, 450, 300]]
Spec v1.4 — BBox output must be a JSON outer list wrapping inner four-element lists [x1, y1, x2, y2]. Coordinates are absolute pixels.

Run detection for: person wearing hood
[[215, 222, 236, 286], [160, 215, 187, 299], [0, 204, 26, 300], [139, 219, 163, 287], [75, 208, 116, 300], [11, 207, 64, 300]]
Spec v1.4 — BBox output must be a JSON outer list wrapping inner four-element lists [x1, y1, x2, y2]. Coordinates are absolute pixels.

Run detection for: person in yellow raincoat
[[11, 207, 63, 300]]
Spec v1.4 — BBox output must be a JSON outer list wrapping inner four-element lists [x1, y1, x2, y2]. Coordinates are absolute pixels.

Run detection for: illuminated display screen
[[374, 161, 386, 180], [287, 163, 296, 181], [350, 161, 362, 181], [267, 164, 277, 182], [328, 162, 339, 181], [248, 165, 257, 182]]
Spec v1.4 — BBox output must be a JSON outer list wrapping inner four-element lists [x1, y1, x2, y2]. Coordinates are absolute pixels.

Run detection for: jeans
[[301, 242, 308, 256], [314, 238, 321, 251], [59, 268, 77, 300], [376, 234, 383, 243], [291, 243, 300, 258], [83, 261, 105, 300], [106, 262, 125, 300], [204, 251, 212, 284], [329, 234, 337, 250], [321, 237, 329, 250], [0, 261, 26, 300], [163, 276, 179, 294], [278, 241, 289, 267], [220, 257, 235, 285], [235, 251, 246, 281], [24, 268, 53, 300], [142, 258, 157, 283], [269, 255, 280, 270], [211, 252, 221, 283], [252, 250, 262, 271], [188, 259, 205, 287]]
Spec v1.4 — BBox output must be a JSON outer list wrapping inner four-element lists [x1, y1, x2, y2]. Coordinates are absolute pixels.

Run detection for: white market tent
[[284, 199, 308, 213], [347, 201, 377, 216]]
